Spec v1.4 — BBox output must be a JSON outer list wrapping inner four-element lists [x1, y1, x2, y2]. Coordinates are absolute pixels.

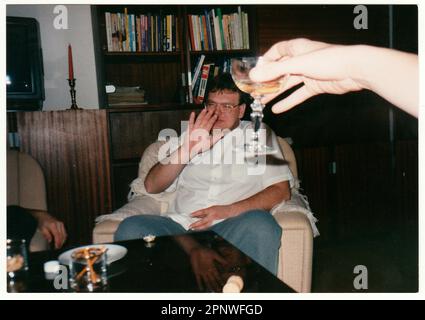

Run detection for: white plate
[[58, 244, 127, 266]]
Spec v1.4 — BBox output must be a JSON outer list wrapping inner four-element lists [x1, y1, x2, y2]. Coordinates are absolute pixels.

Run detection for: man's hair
[[205, 72, 251, 105]]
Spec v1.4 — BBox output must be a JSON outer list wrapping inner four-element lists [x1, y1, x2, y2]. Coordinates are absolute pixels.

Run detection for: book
[[105, 12, 112, 52], [204, 9, 213, 50], [196, 63, 211, 102], [216, 8, 226, 50], [192, 54, 205, 86]]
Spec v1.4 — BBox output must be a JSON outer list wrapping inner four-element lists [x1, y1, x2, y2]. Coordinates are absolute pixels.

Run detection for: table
[[17, 231, 295, 293]]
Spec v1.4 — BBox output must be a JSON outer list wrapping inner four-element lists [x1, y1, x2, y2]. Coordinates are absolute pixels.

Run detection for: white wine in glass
[[231, 57, 288, 155]]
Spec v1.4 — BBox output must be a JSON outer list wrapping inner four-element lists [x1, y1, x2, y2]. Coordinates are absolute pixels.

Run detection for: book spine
[[112, 13, 118, 52], [174, 15, 178, 51], [192, 15, 200, 51], [120, 13, 125, 52], [208, 10, 216, 51], [187, 15, 194, 51], [212, 10, 221, 50], [204, 10, 213, 50], [216, 8, 226, 50], [167, 15, 171, 52], [131, 14, 136, 52], [201, 15, 209, 51], [136, 16, 141, 52], [243, 12, 250, 49], [237, 7, 243, 49], [192, 54, 205, 87], [197, 64, 211, 103], [125, 8, 129, 52], [151, 14, 154, 52], [105, 12, 112, 52], [198, 15, 204, 50], [222, 15, 229, 50], [172, 15, 176, 51]]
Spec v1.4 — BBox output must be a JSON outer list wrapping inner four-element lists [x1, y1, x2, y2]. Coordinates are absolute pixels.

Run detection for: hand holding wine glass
[[249, 38, 418, 117]]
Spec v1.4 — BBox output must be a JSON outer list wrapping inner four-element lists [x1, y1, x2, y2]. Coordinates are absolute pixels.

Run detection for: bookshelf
[[92, 5, 256, 108]]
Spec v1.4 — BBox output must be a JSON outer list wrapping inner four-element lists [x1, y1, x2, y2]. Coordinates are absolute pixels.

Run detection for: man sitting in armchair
[[114, 73, 294, 276]]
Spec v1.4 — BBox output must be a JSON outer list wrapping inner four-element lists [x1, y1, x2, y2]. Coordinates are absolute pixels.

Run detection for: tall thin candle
[[68, 44, 74, 80]]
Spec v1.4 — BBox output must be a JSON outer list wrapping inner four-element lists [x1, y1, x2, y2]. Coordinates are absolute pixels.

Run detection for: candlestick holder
[[68, 78, 80, 110]]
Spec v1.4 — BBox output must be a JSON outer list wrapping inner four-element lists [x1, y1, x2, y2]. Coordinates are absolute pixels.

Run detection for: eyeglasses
[[204, 102, 241, 112]]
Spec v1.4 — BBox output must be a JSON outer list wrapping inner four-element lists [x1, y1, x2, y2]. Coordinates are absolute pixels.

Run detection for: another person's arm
[[189, 180, 290, 230], [144, 109, 223, 193], [28, 209, 67, 249], [249, 38, 418, 117]]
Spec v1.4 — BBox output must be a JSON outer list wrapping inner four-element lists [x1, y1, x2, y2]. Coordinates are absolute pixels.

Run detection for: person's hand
[[32, 210, 67, 249], [189, 205, 235, 230], [189, 246, 228, 292], [249, 38, 365, 114], [183, 109, 224, 160]]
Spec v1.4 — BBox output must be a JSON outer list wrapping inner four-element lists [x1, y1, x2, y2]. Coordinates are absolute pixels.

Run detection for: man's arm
[[144, 145, 190, 194], [190, 180, 290, 230], [144, 109, 223, 194]]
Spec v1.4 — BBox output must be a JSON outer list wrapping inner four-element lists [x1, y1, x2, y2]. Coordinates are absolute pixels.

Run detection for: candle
[[68, 44, 74, 80]]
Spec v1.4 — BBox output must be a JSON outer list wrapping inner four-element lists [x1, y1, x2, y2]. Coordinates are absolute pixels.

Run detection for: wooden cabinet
[[17, 110, 112, 246]]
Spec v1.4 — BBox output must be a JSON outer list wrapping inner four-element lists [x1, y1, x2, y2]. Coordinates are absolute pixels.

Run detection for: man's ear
[[238, 104, 246, 119]]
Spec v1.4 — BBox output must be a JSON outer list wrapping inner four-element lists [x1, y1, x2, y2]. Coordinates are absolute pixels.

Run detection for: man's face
[[205, 90, 246, 131]]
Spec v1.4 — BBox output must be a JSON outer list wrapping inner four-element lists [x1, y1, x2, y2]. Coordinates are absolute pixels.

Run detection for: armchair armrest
[[29, 229, 49, 252], [274, 210, 313, 293], [93, 220, 120, 244]]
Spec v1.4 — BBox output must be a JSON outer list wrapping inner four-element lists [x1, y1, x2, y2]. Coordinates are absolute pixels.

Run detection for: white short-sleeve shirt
[[166, 121, 294, 229]]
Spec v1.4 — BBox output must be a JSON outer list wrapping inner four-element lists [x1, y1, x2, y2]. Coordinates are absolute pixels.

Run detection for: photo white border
[[1, 0, 423, 301]]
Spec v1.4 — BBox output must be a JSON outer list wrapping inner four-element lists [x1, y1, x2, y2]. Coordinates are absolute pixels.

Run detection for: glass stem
[[250, 98, 264, 145]]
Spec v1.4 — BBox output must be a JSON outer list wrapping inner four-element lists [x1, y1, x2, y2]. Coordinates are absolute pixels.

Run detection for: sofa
[[93, 137, 316, 292], [7, 150, 49, 252]]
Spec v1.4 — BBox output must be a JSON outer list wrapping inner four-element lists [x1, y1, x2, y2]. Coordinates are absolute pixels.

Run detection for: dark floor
[[311, 225, 418, 292]]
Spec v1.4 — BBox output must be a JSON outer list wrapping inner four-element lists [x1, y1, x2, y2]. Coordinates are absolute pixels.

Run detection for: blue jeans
[[114, 210, 282, 275]]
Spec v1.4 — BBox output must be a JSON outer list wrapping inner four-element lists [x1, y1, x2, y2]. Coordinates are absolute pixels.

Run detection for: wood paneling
[[109, 109, 194, 161], [17, 110, 112, 246], [108, 107, 197, 209], [256, 5, 389, 55]]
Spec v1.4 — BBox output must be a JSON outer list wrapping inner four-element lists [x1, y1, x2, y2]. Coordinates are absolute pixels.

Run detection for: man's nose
[[214, 106, 225, 114]]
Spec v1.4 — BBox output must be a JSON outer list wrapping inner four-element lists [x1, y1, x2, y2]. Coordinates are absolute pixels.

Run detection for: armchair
[[93, 137, 315, 292]]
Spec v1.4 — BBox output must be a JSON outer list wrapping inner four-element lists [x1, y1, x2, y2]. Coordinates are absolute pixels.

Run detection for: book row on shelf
[[189, 55, 233, 104], [105, 9, 179, 53], [187, 7, 250, 51]]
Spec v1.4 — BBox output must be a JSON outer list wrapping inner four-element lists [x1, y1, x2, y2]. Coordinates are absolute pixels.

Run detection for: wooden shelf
[[105, 102, 203, 113], [189, 49, 253, 56], [104, 51, 182, 57]]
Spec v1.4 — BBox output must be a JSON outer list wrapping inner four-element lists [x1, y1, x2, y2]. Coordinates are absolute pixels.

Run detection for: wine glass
[[231, 57, 288, 155]]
